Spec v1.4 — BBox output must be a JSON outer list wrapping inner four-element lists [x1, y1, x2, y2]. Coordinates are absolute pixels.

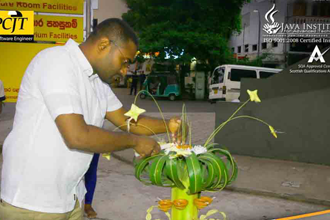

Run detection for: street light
[[253, 9, 261, 58]]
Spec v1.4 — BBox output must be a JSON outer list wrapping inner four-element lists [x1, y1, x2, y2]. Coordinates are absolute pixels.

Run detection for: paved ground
[[82, 156, 330, 220], [0, 88, 330, 220]]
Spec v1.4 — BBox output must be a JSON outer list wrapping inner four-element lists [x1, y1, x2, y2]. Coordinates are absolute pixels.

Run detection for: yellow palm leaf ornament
[[102, 104, 146, 161], [247, 89, 261, 103], [124, 104, 146, 131]]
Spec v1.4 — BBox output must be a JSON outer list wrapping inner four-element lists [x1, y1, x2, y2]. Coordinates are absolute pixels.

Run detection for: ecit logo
[[308, 45, 330, 63], [0, 11, 34, 34]]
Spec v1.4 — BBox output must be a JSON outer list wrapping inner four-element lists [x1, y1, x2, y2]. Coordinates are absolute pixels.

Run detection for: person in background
[[0, 79, 5, 114], [139, 71, 146, 90], [84, 153, 100, 218], [149, 78, 160, 95], [129, 71, 138, 95]]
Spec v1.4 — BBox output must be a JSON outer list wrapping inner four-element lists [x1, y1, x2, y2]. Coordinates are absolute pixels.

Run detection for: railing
[[288, 16, 330, 25]]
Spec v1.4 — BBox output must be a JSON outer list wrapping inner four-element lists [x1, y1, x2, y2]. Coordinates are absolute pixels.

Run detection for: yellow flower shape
[[247, 90, 261, 103], [102, 153, 111, 160], [269, 126, 277, 138], [124, 104, 146, 122]]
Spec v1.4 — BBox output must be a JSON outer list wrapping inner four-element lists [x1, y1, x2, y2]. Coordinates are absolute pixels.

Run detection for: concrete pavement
[[0, 88, 330, 219], [86, 155, 330, 220]]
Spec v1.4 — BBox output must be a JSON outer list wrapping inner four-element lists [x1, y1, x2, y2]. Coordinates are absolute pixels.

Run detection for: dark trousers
[[130, 84, 137, 95], [85, 153, 100, 205]]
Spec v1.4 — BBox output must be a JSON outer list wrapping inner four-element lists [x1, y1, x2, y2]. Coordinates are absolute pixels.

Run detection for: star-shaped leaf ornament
[[247, 90, 261, 103], [124, 104, 146, 122]]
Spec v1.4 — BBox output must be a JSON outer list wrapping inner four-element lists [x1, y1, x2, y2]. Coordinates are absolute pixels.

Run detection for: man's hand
[[168, 117, 189, 145], [133, 136, 161, 159]]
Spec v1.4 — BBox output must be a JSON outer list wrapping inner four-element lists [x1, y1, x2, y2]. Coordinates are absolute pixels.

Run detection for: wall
[[229, 0, 287, 62], [214, 50, 330, 165], [93, 0, 128, 23]]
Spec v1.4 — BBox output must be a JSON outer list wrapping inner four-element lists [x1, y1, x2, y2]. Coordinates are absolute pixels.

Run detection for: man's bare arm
[[105, 107, 170, 135], [55, 113, 160, 156]]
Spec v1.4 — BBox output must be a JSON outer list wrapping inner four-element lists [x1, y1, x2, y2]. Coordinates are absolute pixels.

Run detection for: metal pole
[[258, 12, 261, 58], [86, 0, 92, 38], [243, 23, 246, 55]]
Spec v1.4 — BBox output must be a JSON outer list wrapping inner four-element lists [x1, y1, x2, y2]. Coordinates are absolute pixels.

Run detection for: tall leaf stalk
[[171, 168, 198, 220], [171, 187, 198, 220]]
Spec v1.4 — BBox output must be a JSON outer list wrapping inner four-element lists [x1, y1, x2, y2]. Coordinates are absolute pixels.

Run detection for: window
[[262, 42, 267, 49], [312, 3, 330, 17], [253, 44, 257, 51], [260, 71, 276, 79], [325, 4, 330, 16], [320, 3, 329, 17], [293, 2, 307, 16], [320, 6, 326, 17], [92, 19, 98, 29], [212, 68, 225, 84], [245, 44, 249, 52], [238, 46, 242, 53], [232, 47, 235, 53], [272, 41, 278, 47], [312, 4, 318, 16], [229, 69, 257, 82], [167, 76, 177, 85]]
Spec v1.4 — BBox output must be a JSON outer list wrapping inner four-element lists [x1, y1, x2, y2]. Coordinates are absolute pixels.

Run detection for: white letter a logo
[[308, 45, 330, 63]]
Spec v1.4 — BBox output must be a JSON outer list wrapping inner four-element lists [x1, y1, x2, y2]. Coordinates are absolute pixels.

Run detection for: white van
[[208, 65, 282, 102]]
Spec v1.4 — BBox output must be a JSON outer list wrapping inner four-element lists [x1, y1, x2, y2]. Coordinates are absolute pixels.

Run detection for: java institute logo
[[263, 4, 281, 35], [0, 11, 34, 42]]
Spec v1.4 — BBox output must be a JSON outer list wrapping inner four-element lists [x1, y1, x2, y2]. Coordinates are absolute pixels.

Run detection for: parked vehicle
[[208, 65, 282, 102], [140, 72, 180, 101]]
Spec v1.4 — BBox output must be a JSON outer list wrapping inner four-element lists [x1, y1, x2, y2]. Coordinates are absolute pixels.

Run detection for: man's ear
[[97, 37, 111, 53]]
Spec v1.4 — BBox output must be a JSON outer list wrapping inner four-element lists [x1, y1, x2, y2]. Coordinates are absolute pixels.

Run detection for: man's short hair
[[89, 18, 138, 48]]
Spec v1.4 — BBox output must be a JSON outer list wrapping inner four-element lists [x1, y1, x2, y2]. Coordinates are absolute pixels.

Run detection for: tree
[[122, 0, 249, 68]]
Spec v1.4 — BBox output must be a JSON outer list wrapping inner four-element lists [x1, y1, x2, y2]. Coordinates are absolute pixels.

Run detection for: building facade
[[229, 0, 330, 68], [93, 0, 128, 24]]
